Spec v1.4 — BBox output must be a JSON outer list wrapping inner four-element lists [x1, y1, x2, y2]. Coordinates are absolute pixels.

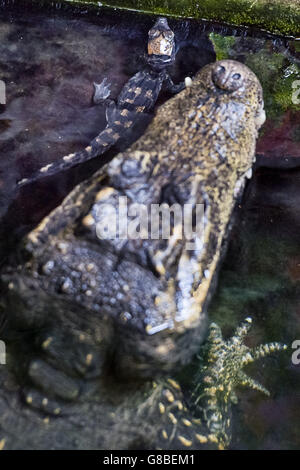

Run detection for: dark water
[[0, 0, 299, 450], [210, 169, 300, 450], [0, 1, 215, 255]]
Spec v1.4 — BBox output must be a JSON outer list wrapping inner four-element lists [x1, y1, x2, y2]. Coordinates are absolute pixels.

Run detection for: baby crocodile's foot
[[93, 77, 111, 104], [148, 318, 287, 450], [191, 317, 287, 447]]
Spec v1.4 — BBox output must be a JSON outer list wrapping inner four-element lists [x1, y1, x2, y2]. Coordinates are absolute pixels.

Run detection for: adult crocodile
[[0, 59, 285, 450]]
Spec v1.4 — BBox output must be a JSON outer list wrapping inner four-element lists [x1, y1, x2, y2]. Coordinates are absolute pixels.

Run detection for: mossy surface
[[209, 33, 300, 120], [67, 0, 300, 36]]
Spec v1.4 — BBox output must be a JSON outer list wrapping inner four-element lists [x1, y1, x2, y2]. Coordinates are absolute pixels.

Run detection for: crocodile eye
[[232, 73, 241, 80], [149, 30, 160, 38], [164, 31, 174, 40]]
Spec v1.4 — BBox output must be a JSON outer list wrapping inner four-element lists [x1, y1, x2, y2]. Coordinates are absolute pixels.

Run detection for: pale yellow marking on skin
[[162, 430, 168, 440], [121, 109, 129, 117], [0, 439, 6, 450], [218, 443, 225, 450], [124, 120, 133, 128], [208, 434, 219, 443], [54, 408, 61, 415], [82, 214, 94, 228], [152, 164, 160, 176], [95, 187, 115, 202], [203, 375, 213, 384], [28, 217, 52, 244], [125, 98, 134, 104], [164, 389, 175, 403], [115, 121, 121, 125], [175, 401, 183, 411], [95, 137, 108, 146], [145, 90, 152, 98], [113, 133, 120, 140], [155, 343, 173, 356], [195, 434, 208, 444], [43, 417, 50, 424], [134, 87, 142, 96], [146, 324, 153, 333], [167, 378, 181, 390], [26, 395, 33, 404], [135, 106, 145, 113], [63, 153, 75, 162], [19, 178, 28, 185], [140, 152, 151, 172], [40, 163, 53, 173], [42, 337, 53, 350], [205, 386, 217, 395], [168, 412, 177, 425], [86, 146, 92, 153], [182, 418, 192, 427], [42, 398, 48, 406], [105, 128, 113, 134], [192, 418, 202, 425], [86, 353, 93, 366], [178, 436, 192, 447], [158, 402, 165, 414]]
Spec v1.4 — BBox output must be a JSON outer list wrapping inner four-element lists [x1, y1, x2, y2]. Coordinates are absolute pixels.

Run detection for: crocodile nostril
[[232, 73, 241, 80], [217, 65, 226, 74]]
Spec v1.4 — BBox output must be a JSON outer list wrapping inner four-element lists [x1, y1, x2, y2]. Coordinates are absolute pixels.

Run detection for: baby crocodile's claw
[[190, 317, 287, 447], [93, 77, 111, 104], [145, 318, 287, 450], [200, 317, 287, 395]]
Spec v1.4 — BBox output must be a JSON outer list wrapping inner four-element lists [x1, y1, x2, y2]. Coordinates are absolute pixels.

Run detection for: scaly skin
[[0, 317, 286, 449], [17, 17, 185, 188], [143, 318, 286, 450], [0, 59, 280, 449], [11, 60, 266, 376]]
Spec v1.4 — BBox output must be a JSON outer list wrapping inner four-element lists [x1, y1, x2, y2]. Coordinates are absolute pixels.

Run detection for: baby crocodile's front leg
[[145, 318, 286, 450]]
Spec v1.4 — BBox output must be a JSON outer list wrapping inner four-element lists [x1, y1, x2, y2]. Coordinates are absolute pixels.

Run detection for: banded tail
[[17, 121, 129, 188]]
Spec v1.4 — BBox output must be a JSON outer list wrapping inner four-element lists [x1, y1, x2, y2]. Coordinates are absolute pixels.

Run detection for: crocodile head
[[147, 17, 176, 69]]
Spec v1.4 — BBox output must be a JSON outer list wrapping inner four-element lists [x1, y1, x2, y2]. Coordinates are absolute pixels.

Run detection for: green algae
[[67, 0, 300, 36], [209, 33, 300, 119], [209, 33, 237, 60]]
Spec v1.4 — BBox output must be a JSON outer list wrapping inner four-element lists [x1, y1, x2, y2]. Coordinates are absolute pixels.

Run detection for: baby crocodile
[[1, 60, 283, 450], [17, 17, 186, 188]]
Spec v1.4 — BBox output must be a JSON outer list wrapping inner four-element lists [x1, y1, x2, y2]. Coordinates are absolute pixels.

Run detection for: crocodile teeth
[[245, 168, 252, 179], [185, 77, 192, 88]]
